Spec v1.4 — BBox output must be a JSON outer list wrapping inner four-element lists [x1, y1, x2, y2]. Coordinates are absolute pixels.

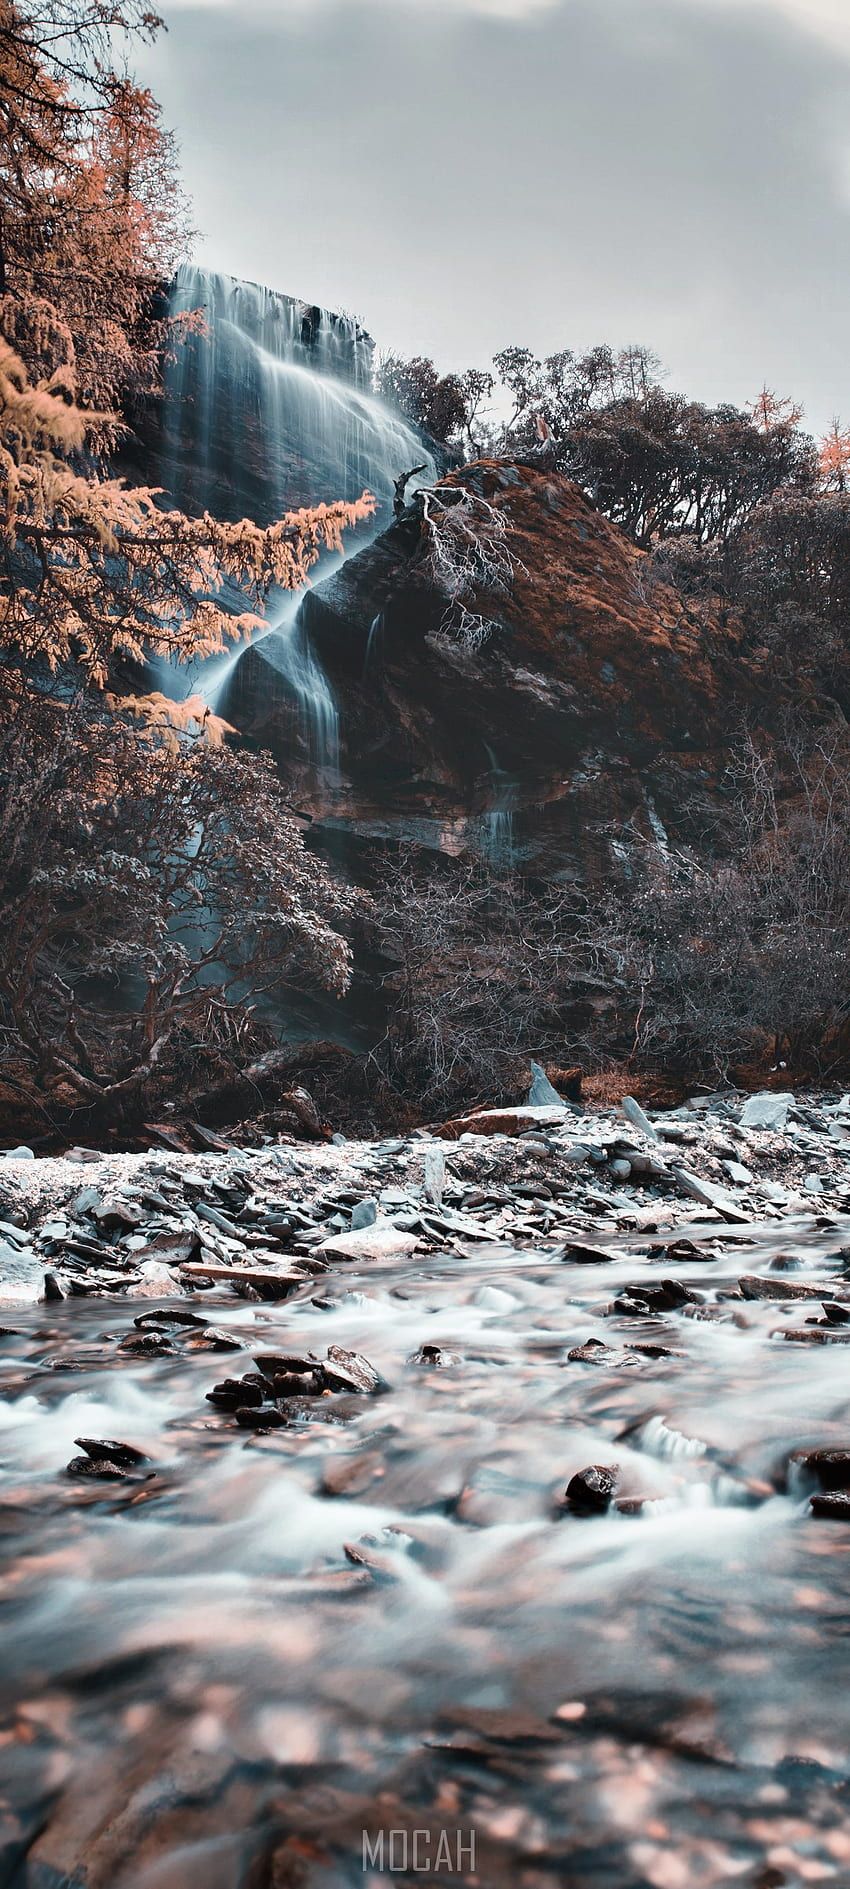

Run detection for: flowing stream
[[2, 1215, 849, 1885]]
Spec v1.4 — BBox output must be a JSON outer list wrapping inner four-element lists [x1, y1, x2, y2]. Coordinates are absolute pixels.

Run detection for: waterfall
[[163, 264, 434, 517], [160, 265, 436, 769], [481, 744, 517, 866]]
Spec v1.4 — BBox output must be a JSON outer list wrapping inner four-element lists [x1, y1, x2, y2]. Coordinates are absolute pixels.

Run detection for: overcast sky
[[145, 0, 850, 432]]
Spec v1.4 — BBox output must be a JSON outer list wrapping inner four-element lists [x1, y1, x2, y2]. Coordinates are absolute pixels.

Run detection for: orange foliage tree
[[0, 0, 374, 1132]]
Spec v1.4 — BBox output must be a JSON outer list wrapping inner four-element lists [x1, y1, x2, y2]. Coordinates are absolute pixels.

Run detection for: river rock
[[810, 1493, 850, 1520], [799, 1449, 850, 1491], [317, 1221, 418, 1262], [739, 1275, 832, 1302], [73, 1437, 149, 1469], [321, 1345, 384, 1394], [564, 1465, 619, 1513]]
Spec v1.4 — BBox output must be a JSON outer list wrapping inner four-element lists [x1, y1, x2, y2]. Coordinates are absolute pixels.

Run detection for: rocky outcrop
[[223, 459, 764, 875]]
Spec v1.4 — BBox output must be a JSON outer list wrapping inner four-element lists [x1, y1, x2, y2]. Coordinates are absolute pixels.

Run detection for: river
[[1, 1211, 849, 1885]]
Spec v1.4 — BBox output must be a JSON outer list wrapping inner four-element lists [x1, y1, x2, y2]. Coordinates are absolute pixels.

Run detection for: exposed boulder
[[223, 460, 763, 875]]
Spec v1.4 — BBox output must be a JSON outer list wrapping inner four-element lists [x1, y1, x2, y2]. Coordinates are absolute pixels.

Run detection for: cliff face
[[223, 460, 761, 876]]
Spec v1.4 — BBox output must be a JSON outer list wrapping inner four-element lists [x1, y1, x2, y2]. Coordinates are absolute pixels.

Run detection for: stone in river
[[320, 1345, 384, 1394], [622, 1278, 702, 1311], [567, 1339, 622, 1366], [739, 1091, 795, 1129], [66, 1455, 128, 1479], [564, 1464, 619, 1513], [321, 1450, 385, 1497], [475, 1283, 518, 1312], [186, 1325, 246, 1352], [254, 1352, 320, 1380], [206, 1373, 266, 1409], [118, 1330, 175, 1357], [235, 1406, 287, 1430], [800, 1449, 850, 1491], [410, 1342, 459, 1367], [317, 1221, 418, 1262], [739, 1275, 831, 1302], [562, 1238, 621, 1264], [73, 1436, 149, 1469], [810, 1493, 850, 1520]]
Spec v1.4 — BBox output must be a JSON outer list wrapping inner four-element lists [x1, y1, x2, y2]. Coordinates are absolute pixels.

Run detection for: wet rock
[[320, 1345, 384, 1394], [321, 1450, 386, 1497], [810, 1493, 850, 1520], [186, 1325, 246, 1352], [118, 1330, 175, 1357], [799, 1449, 850, 1491], [66, 1455, 129, 1479], [567, 1339, 621, 1366], [564, 1464, 619, 1513], [206, 1373, 267, 1409], [739, 1275, 834, 1302], [1, 1146, 35, 1160], [740, 1092, 794, 1129], [350, 1197, 378, 1230], [254, 1351, 320, 1381], [562, 1238, 620, 1264], [235, 1405, 287, 1430], [437, 1704, 563, 1747], [73, 1437, 149, 1469], [410, 1342, 458, 1367], [317, 1222, 418, 1262], [821, 1301, 850, 1325], [620, 1279, 702, 1312], [134, 1307, 207, 1329]]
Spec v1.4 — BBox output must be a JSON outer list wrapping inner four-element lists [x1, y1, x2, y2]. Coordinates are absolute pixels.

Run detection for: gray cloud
[[149, 0, 850, 431]]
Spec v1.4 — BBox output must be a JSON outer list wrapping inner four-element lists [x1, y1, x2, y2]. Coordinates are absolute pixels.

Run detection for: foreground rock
[[2, 1086, 850, 1310]]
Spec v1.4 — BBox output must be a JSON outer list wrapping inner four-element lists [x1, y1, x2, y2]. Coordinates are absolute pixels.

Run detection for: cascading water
[[160, 266, 436, 771], [481, 742, 518, 865]]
